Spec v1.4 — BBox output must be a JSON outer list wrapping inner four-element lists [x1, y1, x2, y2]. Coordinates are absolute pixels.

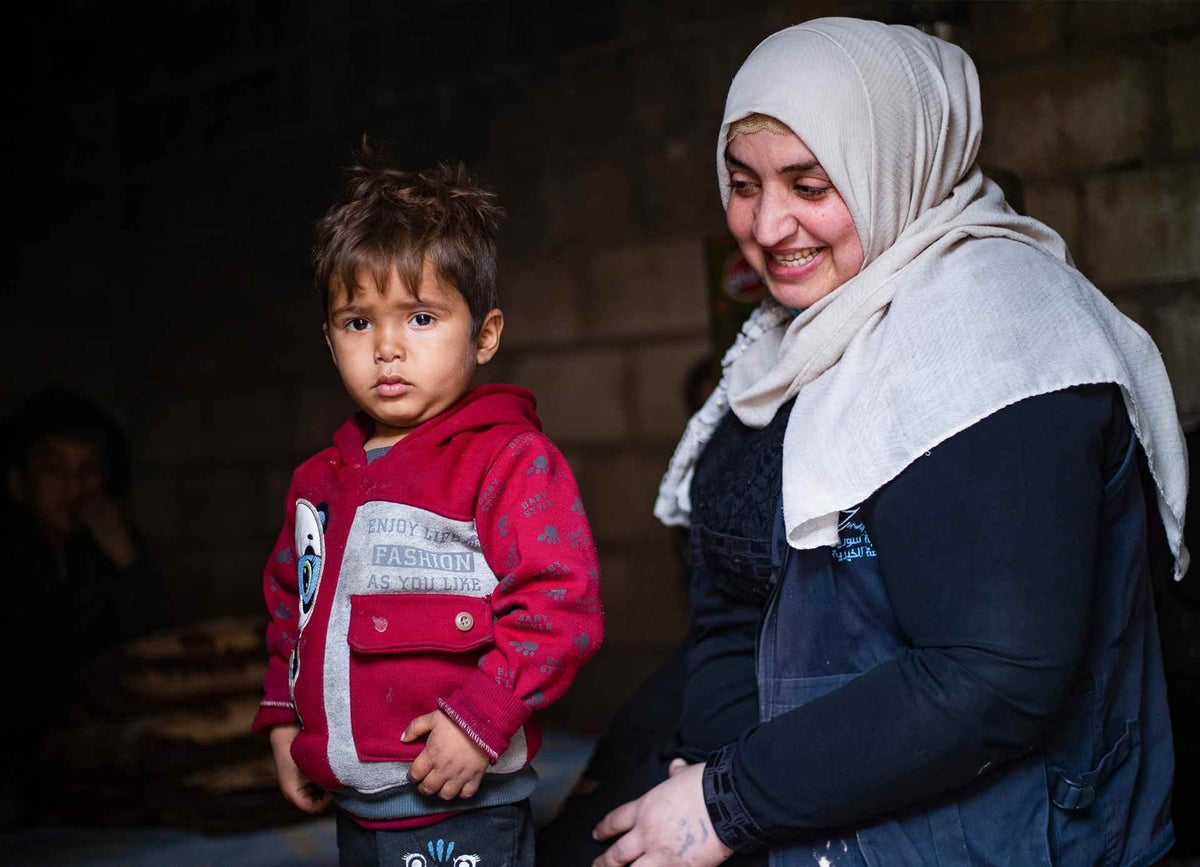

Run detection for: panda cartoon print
[[289, 498, 328, 712]]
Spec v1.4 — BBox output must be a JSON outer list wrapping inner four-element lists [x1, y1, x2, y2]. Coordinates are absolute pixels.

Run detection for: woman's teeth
[[772, 247, 823, 265]]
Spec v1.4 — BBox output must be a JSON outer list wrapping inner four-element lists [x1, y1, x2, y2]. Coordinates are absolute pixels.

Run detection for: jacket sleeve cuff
[[703, 742, 772, 854], [251, 703, 298, 733], [251, 667, 297, 733], [439, 669, 534, 763]]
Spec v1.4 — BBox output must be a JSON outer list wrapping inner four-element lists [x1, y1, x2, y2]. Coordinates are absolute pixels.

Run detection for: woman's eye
[[728, 178, 757, 197], [411, 312, 436, 327], [346, 318, 370, 332], [795, 184, 829, 200]]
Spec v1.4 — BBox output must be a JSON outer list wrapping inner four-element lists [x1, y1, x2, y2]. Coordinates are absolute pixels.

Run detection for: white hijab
[[655, 17, 1190, 579]]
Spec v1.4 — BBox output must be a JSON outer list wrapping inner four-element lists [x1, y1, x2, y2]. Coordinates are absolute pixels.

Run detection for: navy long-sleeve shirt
[[686, 384, 1133, 848]]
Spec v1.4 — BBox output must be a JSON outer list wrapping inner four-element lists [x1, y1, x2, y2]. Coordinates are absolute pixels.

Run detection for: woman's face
[[725, 129, 864, 310]]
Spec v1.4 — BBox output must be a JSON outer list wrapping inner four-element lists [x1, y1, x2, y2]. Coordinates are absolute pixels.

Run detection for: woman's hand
[[592, 760, 734, 867], [269, 723, 332, 814]]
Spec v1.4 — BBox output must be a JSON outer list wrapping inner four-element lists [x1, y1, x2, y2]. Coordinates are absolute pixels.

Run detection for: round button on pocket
[[455, 611, 474, 632]]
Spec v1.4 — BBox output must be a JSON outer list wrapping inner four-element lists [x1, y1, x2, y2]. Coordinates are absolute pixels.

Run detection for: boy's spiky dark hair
[[313, 138, 505, 334]]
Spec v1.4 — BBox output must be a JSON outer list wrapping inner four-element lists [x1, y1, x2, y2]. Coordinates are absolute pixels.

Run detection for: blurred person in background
[[0, 386, 170, 828]]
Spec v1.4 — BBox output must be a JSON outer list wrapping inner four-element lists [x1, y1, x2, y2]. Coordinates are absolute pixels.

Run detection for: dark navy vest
[[758, 432, 1176, 866]]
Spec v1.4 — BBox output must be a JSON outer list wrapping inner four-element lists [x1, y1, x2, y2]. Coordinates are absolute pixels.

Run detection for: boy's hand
[[269, 723, 332, 814], [403, 709, 491, 800]]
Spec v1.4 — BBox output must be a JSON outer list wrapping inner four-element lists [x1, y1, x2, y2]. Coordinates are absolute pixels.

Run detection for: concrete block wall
[[972, 0, 1200, 427], [9, 0, 1200, 733]]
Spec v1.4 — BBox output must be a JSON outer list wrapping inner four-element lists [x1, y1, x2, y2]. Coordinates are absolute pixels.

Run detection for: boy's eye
[[346, 318, 370, 332], [411, 312, 436, 327]]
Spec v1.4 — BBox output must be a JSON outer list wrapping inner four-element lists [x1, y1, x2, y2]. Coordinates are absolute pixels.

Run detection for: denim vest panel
[[758, 435, 1175, 867]]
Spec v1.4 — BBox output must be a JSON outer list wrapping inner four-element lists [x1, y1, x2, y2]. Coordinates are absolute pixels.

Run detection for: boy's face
[[11, 435, 105, 540], [324, 258, 503, 447]]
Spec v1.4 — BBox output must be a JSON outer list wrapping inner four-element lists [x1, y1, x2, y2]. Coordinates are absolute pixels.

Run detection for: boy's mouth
[[375, 374, 411, 397]]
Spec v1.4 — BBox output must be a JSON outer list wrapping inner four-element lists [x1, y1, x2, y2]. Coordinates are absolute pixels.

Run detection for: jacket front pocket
[[347, 593, 493, 763]]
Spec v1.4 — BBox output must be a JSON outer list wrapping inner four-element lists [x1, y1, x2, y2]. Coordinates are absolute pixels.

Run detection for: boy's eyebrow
[[328, 300, 372, 317], [725, 152, 825, 176], [329, 296, 454, 317]]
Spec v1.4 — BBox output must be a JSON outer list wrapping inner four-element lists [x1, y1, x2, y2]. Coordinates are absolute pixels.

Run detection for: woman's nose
[[753, 187, 799, 248]]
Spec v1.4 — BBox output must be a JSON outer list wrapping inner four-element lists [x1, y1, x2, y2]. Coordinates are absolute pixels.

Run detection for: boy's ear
[[323, 323, 337, 366], [475, 309, 504, 365]]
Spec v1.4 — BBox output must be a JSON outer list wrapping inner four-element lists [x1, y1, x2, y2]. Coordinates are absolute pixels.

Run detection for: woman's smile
[[764, 245, 826, 279]]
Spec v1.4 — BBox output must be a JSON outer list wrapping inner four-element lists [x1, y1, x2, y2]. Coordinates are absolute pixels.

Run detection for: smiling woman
[[534, 15, 1191, 867]]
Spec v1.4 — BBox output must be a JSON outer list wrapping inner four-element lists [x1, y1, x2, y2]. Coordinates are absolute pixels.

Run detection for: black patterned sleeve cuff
[[703, 742, 771, 854]]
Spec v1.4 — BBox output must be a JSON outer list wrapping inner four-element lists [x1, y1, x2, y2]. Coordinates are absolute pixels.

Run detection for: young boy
[[251, 150, 603, 865]]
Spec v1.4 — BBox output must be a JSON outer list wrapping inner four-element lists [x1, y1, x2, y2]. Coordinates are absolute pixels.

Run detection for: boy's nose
[[374, 323, 405, 361]]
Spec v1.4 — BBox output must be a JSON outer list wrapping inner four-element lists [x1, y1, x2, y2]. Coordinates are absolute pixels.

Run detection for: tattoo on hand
[[673, 818, 706, 856], [675, 831, 696, 856]]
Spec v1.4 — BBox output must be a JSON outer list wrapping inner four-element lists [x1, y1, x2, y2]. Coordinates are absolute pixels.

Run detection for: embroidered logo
[[401, 839, 482, 865], [834, 509, 877, 563]]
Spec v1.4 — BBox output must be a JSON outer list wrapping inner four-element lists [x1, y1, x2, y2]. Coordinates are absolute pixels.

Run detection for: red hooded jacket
[[252, 384, 603, 816]]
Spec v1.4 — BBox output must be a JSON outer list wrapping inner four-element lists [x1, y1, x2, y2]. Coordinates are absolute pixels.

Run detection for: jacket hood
[[331, 383, 541, 463]]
